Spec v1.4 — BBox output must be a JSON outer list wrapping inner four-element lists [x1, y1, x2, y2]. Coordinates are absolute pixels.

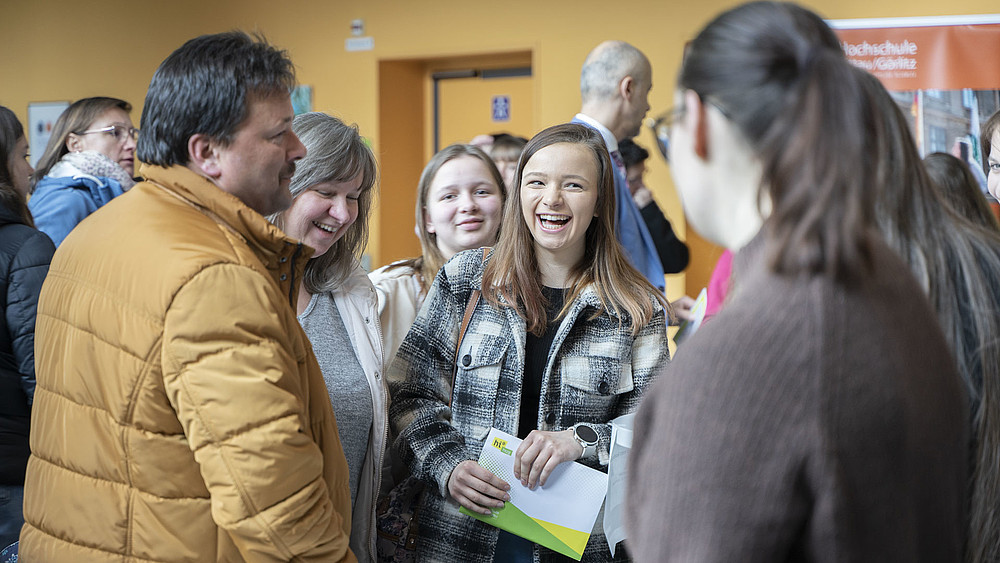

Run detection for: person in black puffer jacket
[[0, 105, 55, 549]]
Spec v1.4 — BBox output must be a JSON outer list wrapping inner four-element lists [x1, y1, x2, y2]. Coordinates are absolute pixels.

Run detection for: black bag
[[375, 475, 423, 562]]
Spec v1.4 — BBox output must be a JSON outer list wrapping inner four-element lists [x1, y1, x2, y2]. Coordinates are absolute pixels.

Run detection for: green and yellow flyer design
[[460, 428, 609, 560]]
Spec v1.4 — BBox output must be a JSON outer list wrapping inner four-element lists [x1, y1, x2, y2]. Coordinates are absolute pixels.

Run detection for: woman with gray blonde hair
[[268, 111, 384, 562]]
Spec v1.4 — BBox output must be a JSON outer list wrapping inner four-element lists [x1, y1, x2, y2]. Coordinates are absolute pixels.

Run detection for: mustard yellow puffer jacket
[[20, 164, 356, 562]]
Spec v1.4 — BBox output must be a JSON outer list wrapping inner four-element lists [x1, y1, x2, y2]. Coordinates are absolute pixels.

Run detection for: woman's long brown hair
[[481, 123, 668, 337], [0, 106, 33, 226], [679, 1, 875, 284], [860, 69, 1000, 563]]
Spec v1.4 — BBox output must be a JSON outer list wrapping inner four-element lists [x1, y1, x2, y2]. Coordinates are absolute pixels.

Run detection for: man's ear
[[620, 75, 635, 103], [187, 133, 222, 179], [683, 89, 709, 160]]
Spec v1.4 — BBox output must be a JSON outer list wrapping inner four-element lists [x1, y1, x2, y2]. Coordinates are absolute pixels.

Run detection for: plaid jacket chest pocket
[[559, 338, 634, 409], [452, 332, 509, 441]]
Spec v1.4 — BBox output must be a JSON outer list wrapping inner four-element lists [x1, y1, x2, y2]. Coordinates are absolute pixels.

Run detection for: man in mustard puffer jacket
[[20, 32, 356, 562]]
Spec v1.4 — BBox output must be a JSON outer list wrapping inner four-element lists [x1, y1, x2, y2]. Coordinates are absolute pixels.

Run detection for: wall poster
[[27, 101, 69, 167]]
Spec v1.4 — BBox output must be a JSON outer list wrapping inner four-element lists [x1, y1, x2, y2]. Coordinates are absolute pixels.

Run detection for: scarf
[[49, 150, 136, 190]]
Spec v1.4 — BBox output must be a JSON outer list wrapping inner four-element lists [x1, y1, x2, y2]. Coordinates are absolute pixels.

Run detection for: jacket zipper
[[287, 243, 304, 307], [369, 286, 388, 555]]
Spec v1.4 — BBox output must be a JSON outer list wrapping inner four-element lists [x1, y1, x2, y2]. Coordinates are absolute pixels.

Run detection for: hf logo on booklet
[[492, 437, 513, 455]]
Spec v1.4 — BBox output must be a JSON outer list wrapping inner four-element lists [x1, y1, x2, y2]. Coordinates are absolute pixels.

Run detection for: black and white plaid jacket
[[388, 248, 669, 562]]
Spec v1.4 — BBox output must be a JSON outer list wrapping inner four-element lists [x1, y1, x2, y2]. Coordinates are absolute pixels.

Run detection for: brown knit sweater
[[626, 236, 968, 562]]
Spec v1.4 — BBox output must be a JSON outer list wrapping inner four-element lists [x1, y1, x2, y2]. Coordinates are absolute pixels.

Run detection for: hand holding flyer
[[460, 428, 609, 560]]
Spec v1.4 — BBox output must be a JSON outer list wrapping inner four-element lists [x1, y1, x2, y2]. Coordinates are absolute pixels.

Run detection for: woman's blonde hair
[[388, 144, 506, 293]]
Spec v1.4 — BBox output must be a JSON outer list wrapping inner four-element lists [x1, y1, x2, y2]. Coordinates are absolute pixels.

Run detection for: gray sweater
[[298, 292, 373, 507], [626, 235, 967, 562]]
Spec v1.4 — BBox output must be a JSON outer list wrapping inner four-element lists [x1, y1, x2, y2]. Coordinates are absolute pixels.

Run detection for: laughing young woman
[[388, 123, 669, 562]]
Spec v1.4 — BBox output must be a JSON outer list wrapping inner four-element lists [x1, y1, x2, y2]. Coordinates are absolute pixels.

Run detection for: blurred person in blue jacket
[[28, 97, 137, 246]]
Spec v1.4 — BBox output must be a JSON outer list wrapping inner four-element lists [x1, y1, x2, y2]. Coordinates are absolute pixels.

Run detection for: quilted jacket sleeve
[[5, 228, 55, 404], [388, 252, 479, 497], [161, 263, 353, 563]]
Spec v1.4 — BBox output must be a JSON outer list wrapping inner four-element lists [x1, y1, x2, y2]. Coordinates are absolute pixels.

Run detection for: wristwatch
[[572, 423, 599, 459]]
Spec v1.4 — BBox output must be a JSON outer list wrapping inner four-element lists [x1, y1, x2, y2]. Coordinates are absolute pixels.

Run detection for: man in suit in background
[[572, 40, 665, 290]]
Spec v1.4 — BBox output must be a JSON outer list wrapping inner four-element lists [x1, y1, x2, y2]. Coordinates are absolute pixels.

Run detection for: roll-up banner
[[830, 15, 1000, 202]]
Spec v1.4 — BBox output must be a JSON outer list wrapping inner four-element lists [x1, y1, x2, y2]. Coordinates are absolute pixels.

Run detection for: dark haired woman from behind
[[626, 2, 966, 561], [924, 152, 999, 231], [28, 96, 137, 247], [862, 74, 1000, 563], [0, 106, 56, 548]]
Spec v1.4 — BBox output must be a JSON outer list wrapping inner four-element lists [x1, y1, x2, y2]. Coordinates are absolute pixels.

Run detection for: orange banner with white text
[[830, 15, 1000, 211], [832, 20, 1000, 91]]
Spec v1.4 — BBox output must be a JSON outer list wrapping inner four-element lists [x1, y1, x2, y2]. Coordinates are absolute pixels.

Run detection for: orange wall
[[3, 0, 997, 298], [378, 59, 426, 264]]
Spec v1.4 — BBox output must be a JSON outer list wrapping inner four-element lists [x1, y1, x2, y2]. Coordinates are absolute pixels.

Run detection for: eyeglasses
[[77, 124, 139, 143], [646, 106, 686, 162]]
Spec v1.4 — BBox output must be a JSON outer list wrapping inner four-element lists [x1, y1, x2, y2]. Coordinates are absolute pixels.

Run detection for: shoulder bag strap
[[449, 247, 489, 407]]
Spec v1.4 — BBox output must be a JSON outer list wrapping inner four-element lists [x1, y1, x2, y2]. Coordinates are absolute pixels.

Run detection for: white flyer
[[460, 428, 609, 560]]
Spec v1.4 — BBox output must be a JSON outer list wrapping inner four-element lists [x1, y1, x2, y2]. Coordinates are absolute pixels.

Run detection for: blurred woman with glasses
[[28, 96, 137, 246]]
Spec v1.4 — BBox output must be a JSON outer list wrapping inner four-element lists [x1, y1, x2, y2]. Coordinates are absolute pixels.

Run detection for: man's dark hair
[[137, 31, 296, 167], [618, 138, 650, 168]]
